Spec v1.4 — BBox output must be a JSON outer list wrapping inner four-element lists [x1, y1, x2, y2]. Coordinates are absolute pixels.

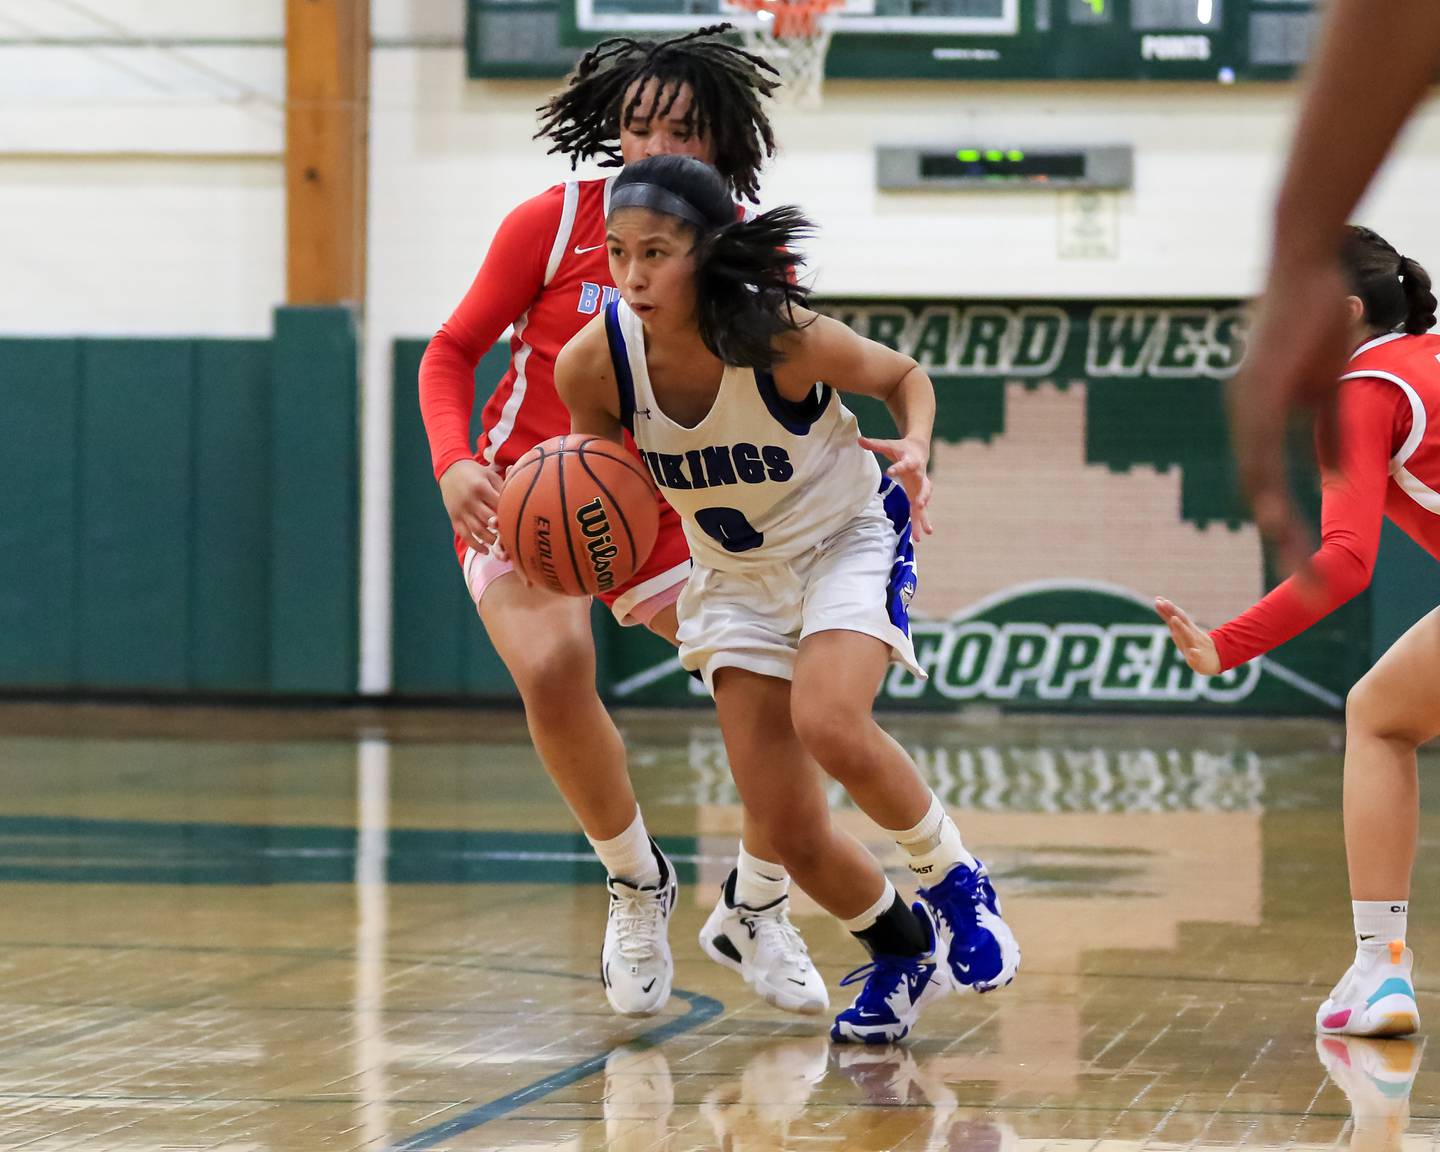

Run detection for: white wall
[[7, 0, 1437, 335], [367, 44, 1440, 337], [0, 0, 284, 336]]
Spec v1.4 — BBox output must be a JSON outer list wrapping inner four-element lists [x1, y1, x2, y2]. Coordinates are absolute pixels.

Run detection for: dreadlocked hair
[[1341, 224, 1437, 335], [535, 25, 779, 203], [611, 155, 812, 372]]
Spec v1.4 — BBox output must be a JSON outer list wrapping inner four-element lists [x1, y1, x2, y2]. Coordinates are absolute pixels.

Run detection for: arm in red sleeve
[[1210, 377, 1405, 669], [418, 186, 563, 480]]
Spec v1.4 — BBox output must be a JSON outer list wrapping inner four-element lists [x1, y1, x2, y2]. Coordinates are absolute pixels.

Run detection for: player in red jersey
[[418, 29, 828, 1018], [1156, 226, 1440, 1038]]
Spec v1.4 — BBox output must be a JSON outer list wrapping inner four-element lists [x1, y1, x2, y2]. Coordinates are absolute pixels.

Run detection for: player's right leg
[[595, 507, 826, 1013], [711, 666, 948, 1044], [475, 560, 674, 1017], [1320, 606, 1440, 1036]]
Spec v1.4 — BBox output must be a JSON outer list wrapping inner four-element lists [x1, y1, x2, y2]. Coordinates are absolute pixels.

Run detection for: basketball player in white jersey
[[552, 155, 1021, 1042], [423, 30, 829, 1019]]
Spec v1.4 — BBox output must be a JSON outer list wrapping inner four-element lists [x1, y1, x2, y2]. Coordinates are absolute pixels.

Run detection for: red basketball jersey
[[1211, 331, 1440, 669], [420, 177, 619, 479], [1341, 331, 1440, 548]]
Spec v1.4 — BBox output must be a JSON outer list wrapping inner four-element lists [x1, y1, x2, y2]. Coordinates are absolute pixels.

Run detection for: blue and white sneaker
[[831, 903, 948, 1044], [918, 859, 1020, 993]]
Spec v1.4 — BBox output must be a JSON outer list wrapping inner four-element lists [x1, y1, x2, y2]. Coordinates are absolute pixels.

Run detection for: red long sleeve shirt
[[419, 177, 621, 480], [1212, 332, 1440, 670]]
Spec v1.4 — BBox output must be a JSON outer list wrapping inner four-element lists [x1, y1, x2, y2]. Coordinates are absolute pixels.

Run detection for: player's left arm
[[1156, 376, 1398, 674], [555, 316, 626, 447], [776, 312, 936, 534]]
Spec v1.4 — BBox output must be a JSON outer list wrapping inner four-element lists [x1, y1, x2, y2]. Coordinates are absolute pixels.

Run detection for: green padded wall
[[0, 340, 80, 686], [193, 341, 274, 690], [0, 312, 354, 695], [79, 341, 195, 688], [269, 308, 359, 694]]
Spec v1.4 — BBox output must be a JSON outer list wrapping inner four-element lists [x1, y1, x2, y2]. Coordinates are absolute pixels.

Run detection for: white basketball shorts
[[676, 482, 925, 690]]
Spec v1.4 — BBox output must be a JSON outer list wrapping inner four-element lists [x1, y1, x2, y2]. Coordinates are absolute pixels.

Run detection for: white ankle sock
[[840, 879, 898, 934], [890, 794, 976, 880], [734, 844, 789, 908], [588, 809, 661, 887], [1354, 899, 1408, 953]]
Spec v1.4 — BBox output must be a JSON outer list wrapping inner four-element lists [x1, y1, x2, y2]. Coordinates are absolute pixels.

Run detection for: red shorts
[[452, 458, 691, 627]]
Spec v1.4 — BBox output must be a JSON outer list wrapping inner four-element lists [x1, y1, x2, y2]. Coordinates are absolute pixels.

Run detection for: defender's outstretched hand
[[1154, 597, 1222, 676]]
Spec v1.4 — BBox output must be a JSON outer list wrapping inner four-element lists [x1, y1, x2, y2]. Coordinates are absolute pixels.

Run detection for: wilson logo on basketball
[[575, 499, 620, 592]]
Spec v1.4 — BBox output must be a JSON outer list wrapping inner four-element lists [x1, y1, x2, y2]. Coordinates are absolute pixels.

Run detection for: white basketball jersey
[[603, 298, 881, 572]]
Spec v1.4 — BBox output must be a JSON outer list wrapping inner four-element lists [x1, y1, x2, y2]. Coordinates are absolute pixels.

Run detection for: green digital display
[[920, 150, 1085, 181], [467, 0, 1321, 81]]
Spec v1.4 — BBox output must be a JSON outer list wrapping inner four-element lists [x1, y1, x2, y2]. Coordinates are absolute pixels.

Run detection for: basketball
[[496, 435, 660, 597]]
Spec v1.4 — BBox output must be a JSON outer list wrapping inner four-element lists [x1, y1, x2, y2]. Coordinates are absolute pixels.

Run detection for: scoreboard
[[467, 0, 1322, 81]]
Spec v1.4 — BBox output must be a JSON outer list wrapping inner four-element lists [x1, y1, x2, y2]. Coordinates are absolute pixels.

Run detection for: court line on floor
[[386, 984, 724, 1151]]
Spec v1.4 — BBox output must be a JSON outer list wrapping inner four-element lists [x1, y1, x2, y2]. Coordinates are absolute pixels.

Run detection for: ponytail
[[1340, 225, 1437, 335], [1398, 256, 1438, 334], [695, 207, 813, 371], [610, 155, 817, 370]]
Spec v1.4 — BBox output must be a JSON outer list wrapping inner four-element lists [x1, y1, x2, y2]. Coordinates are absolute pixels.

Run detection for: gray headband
[[608, 182, 712, 231]]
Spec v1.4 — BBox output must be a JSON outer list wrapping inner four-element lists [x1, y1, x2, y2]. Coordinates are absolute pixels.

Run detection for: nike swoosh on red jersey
[[573, 242, 605, 255]]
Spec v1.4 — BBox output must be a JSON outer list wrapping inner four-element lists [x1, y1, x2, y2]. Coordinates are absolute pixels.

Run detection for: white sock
[[588, 809, 661, 888], [840, 878, 897, 934], [1354, 899, 1408, 954], [890, 793, 976, 880], [734, 844, 789, 908]]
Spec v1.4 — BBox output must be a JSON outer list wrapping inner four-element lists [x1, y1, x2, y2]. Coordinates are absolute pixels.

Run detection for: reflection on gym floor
[[0, 703, 1433, 1151]]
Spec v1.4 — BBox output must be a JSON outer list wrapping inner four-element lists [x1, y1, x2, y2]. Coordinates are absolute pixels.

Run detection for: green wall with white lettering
[[390, 299, 1436, 713]]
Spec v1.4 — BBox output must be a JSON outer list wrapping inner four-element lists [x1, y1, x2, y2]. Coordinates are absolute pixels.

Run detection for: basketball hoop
[[728, 0, 842, 108]]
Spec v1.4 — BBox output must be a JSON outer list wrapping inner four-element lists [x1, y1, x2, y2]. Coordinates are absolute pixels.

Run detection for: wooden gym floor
[[0, 701, 1434, 1151]]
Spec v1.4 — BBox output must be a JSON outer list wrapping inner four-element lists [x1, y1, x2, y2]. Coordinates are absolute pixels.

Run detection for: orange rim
[[729, 0, 842, 36]]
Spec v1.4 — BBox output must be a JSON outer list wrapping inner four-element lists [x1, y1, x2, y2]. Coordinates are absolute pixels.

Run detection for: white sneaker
[[602, 843, 676, 1017], [699, 871, 828, 1015], [1317, 941, 1420, 1037]]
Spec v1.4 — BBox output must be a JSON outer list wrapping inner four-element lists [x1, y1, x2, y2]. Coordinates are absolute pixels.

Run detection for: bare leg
[[647, 602, 785, 867], [712, 666, 888, 920], [481, 573, 636, 840], [790, 630, 933, 832], [1344, 607, 1440, 900]]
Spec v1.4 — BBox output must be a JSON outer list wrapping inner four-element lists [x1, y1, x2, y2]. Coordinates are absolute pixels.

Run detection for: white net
[[734, 4, 838, 108]]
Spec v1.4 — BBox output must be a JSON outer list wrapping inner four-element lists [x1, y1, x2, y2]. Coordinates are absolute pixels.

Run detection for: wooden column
[[286, 0, 369, 306]]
